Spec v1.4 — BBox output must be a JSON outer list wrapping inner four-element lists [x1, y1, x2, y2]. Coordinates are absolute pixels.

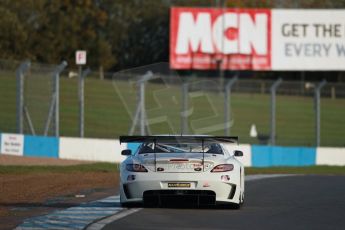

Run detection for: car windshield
[[138, 143, 223, 154]]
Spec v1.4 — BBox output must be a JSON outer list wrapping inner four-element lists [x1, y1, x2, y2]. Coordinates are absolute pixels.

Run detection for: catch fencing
[[0, 60, 344, 147]]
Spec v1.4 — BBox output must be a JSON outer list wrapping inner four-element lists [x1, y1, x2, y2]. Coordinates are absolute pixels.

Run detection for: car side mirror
[[121, 149, 132, 156], [234, 150, 243, 157]]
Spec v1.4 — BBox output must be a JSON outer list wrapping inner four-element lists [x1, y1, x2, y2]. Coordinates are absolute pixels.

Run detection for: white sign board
[[272, 10, 345, 70], [76, 50, 87, 65], [1, 133, 24, 156]]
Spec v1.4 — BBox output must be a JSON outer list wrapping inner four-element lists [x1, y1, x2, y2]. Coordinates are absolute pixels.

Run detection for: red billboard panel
[[170, 7, 271, 70]]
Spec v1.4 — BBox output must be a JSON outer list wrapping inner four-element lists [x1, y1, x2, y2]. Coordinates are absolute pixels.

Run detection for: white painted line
[[86, 208, 142, 230], [246, 174, 297, 181], [56, 211, 117, 216], [69, 207, 120, 210]]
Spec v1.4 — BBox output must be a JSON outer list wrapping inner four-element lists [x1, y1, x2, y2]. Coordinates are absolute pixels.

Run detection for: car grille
[[143, 190, 216, 206]]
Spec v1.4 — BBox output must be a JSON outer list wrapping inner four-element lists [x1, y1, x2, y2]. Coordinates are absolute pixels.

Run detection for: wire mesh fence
[[0, 59, 20, 134], [23, 62, 57, 135], [0, 60, 344, 147]]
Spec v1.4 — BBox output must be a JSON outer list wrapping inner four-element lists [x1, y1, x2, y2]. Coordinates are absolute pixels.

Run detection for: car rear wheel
[[120, 202, 131, 208], [228, 202, 240, 209], [216, 202, 240, 209]]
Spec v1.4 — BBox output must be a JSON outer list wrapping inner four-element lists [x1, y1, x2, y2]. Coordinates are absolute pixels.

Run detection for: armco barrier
[[59, 137, 126, 163], [316, 147, 345, 166], [1, 133, 345, 166], [251, 145, 316, 167], [24, 135, 59, 158]]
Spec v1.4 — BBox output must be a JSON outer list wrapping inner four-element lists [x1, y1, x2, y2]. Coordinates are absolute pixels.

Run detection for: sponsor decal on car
[[168, 182, 191, 188]]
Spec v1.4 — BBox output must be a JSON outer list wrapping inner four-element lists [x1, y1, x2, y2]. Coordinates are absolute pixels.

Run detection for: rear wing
[[119, 135, 239, 172], [119, 135, 238, 144]]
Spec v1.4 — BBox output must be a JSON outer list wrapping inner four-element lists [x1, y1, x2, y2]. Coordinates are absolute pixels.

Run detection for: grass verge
[[0, 163, 120, 174], [246, 166, 345, 175], [0, 164, 344, 175]]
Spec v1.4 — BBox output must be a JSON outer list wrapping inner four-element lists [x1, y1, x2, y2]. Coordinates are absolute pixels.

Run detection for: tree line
[[0, 0, 344, 72]]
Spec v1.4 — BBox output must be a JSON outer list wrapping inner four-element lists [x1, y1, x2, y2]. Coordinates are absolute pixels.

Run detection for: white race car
[[119, 135, 244, 208]]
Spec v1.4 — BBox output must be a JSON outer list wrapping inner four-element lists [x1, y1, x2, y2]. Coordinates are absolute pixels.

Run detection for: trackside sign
[[0, 133, 24, 156], [170, 8, 345, 71]]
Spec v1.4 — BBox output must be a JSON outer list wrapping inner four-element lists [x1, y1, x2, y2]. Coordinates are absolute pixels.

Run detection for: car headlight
[[126, 164, 148, 172], [210, 164, 234, 172]]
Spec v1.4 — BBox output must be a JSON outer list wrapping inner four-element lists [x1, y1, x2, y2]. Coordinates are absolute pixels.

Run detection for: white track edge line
[[86, 208, 142, 230]]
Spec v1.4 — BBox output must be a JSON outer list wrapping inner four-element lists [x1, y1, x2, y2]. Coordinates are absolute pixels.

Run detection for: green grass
[[0, 163, 120, 174], [0, 164, 344, 175], [0, 72, 17, 133], [0, 73, 344, 146], [246, 166, 345, 175]]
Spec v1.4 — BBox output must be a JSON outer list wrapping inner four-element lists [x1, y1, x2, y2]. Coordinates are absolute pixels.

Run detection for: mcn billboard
[[170, 8, 345, 71]]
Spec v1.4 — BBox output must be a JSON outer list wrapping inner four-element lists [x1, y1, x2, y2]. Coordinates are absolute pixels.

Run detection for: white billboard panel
[[272, 10, 345, 70]]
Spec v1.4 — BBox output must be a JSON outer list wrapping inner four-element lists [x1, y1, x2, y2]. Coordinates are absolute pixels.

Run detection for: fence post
[[315, 80, 326, 146], [79, 68, 91, 137], [53, 61, 67, 137], [181, 81, 189, 134], [270, 78, 283, 145], [129, 71, 154, 135], [16, 60, 30, 134], [139, 79, 146, 135], [224, 75, 238, 136]]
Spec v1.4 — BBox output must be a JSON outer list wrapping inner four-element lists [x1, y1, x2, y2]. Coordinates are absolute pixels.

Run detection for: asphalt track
[[103, 175, 345, 230]]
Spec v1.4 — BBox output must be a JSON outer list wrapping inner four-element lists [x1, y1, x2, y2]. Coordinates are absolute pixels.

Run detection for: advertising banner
[[272, 10, 345, 70], [170, 8, 345, 71]]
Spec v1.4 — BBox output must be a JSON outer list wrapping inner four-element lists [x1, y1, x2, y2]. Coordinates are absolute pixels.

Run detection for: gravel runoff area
[[0, 154, 119, 230], [0, 154, 97, 166]]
